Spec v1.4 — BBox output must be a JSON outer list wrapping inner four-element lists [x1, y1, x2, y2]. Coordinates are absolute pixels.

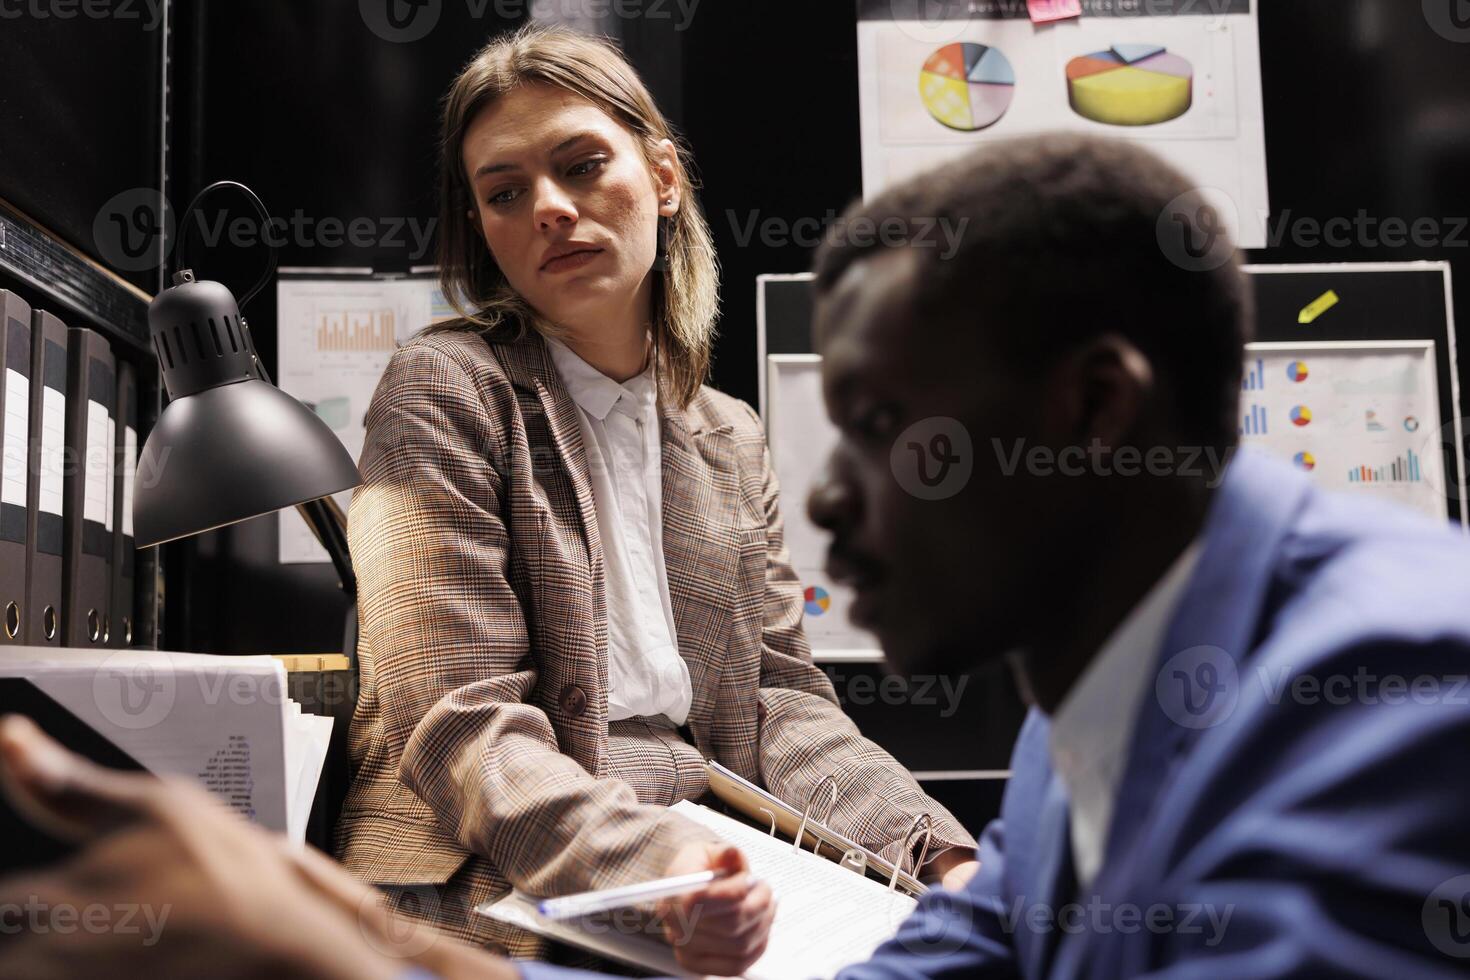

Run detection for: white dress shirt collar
[[1048, 539, 1204, 890], [544, 334, 655, 423]]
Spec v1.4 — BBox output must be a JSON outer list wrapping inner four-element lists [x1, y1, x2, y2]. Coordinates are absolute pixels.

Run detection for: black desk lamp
[[133, 181, 362, 649]]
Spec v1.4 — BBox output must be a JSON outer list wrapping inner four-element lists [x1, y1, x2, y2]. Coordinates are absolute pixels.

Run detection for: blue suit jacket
[[518, 448, 1470, 980]]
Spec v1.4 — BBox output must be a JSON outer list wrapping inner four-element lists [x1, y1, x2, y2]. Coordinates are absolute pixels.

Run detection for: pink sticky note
[[1027, 0, 1082, 23]]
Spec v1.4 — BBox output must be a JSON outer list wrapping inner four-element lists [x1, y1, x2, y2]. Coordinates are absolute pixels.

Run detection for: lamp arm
[[294, 496, 357, 602]]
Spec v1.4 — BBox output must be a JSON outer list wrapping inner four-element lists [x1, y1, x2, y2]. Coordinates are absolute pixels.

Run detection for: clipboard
[[704, 760, 931, 897], [479, 799, 921, 980]]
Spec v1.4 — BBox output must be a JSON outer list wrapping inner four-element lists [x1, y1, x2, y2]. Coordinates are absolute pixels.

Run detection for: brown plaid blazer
[[334, 326, 973, 954]]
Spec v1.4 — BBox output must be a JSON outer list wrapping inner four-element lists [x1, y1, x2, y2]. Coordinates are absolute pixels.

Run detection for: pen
[[536, 869, 732, 920]]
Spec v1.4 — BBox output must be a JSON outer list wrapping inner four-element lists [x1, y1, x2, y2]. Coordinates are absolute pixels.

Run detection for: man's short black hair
[[813, 134, 1251, 450]]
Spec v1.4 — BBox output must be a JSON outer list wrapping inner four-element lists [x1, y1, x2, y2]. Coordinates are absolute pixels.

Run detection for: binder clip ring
[[756, 806, 779, 837], [793, 774, 838, 856], [889, 813, 933, 892]]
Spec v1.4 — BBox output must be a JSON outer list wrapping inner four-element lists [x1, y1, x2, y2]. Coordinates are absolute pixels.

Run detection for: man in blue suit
[[3, 134, 1469, 978], [799, 134, 1470, 978]]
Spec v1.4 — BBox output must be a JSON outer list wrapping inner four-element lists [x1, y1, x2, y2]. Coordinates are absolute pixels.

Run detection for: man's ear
[[1042, 334, 1153, 449]]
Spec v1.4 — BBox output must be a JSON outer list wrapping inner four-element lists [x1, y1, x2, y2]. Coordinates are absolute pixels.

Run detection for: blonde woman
[[336, 24, 977, 972]]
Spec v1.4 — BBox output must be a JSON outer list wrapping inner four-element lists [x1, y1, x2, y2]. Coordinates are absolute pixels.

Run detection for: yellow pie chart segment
[[1066, 46, 1194, 127], [919, 72, 974, 131]]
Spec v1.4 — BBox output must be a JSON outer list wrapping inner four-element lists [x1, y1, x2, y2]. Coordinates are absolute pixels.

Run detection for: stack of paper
[[0, 645, 332, 842]]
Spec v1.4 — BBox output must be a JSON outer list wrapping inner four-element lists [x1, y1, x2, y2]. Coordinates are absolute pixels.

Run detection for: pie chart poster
[[857, 0, 1269, 248]]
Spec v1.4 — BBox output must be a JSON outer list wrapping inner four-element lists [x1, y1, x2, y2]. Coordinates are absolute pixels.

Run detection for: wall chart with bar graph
[[275, 272, 456, 562], [1237, 341, 1447, 520]]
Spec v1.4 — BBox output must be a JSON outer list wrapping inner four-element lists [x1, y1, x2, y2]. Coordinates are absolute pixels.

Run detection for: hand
[[0, 715, 515, 980], [656, 841, 775, 976], [924, 848, 981, 892]]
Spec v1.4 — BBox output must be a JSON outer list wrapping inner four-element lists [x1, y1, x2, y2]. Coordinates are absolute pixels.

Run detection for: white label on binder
[[39, 388, 64, 516], [2, 369, 28, 508], [103, 415, 115, 532], [122, 426, 137, 539], [85, 399, 109, 525]]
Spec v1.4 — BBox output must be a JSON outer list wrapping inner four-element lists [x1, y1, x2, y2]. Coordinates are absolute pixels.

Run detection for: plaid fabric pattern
[[334, 328, 974, 950]]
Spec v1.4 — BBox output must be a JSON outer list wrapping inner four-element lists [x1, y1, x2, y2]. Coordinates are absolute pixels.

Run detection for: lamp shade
[[134, 270, 361, 547], [134, 379, 362, 546]]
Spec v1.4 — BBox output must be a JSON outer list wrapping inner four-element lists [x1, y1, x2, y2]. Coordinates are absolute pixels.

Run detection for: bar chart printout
[[1347, 450, 1422, 484], [276, 276, 452, 561], [1235, 342, 1447, 521]]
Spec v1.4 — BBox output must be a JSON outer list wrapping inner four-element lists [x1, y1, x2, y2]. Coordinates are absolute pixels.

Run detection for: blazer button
[[560, 684, 588, 718]]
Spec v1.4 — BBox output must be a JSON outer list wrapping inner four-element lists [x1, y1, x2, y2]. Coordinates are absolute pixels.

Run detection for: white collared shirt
[[1048, 540, 1204, 890], [544, 335, 692, 725]]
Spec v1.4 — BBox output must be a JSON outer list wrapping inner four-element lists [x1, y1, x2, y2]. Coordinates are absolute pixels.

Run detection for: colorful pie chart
[[804, 585, 831, 616], [1287, 361, 1309, 383], [920, 42, 1016, 132], [1294, 451, 1316, 472], [1066, 44, 1194, 126], [1290, 405, 1313, 427]]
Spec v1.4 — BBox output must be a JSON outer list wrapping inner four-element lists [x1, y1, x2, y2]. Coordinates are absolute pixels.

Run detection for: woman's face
[[462, 82, 679, 334]]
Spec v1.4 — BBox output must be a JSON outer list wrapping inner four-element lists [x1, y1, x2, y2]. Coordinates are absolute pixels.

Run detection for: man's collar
[[1049, 538, 1205, 767]]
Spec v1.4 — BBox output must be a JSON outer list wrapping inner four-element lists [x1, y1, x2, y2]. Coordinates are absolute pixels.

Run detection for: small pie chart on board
[[919, 42, 1016, 132], [1066, 44, 1194, 126]]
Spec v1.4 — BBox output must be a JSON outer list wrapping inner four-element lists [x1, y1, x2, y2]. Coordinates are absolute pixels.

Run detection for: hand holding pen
[[657, 841, 776, 977]]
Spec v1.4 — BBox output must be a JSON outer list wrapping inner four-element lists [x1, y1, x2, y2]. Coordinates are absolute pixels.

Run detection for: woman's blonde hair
[[425, 23, 719, 408]]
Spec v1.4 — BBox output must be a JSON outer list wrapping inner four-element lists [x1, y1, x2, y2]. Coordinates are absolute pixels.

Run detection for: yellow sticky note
[[1298, 290, 1340, 324]]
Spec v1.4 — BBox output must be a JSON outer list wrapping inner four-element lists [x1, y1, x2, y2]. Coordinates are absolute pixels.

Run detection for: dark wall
[[0, 8, 164, 294], [158, 0, 1470, 653]]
